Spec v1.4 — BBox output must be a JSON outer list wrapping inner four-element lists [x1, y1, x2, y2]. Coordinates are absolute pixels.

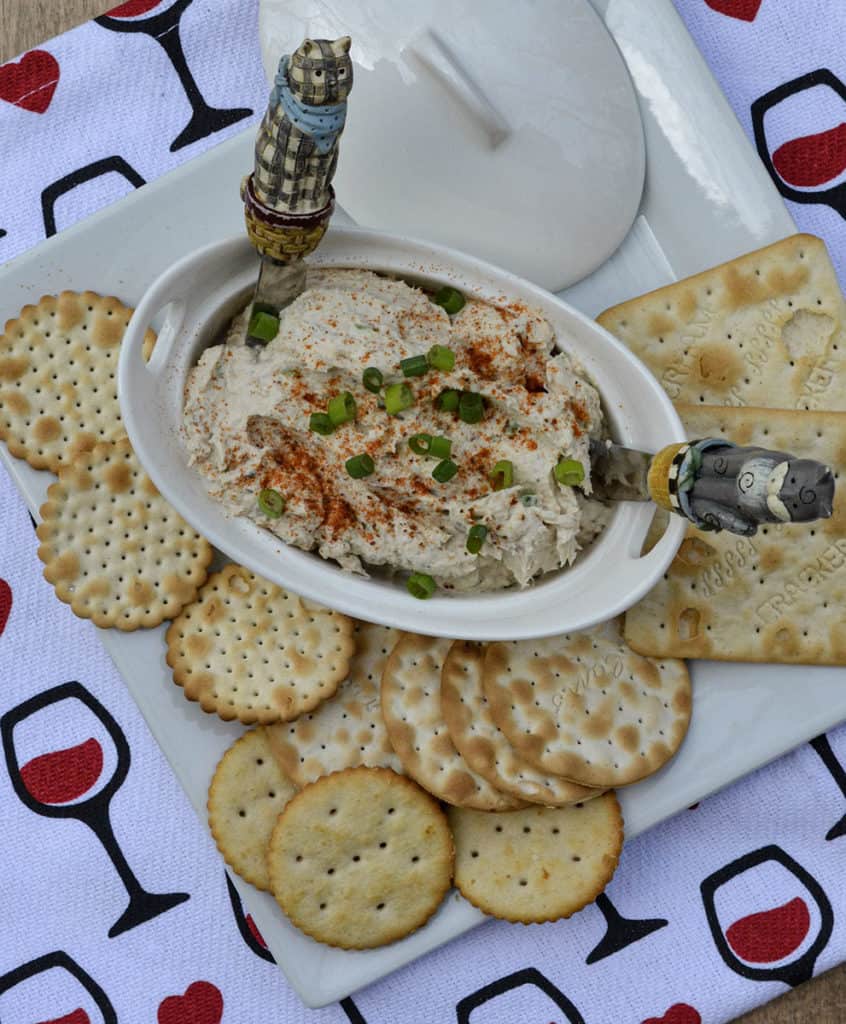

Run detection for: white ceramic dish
[[3, 0, 842, 1010], [258, 0, 647, 292], [118, 228, 686, 641]]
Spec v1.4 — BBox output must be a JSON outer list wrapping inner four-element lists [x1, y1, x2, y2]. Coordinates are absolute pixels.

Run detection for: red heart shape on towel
[[0, 579, 11, 637], [158, 982, 223, 1024], [705, 0, 762, 20], [642, 1005, 702, 1024], [0, 50, 59, 114]]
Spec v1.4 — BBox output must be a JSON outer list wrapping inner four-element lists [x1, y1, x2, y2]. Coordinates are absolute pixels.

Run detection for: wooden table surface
[[2, 2, 845, 1021]]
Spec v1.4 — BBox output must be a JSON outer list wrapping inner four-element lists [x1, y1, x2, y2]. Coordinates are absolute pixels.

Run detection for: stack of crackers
[[596, 234, 845, 665], [2, 231, 840, 953], [200, 602, 691, 948]]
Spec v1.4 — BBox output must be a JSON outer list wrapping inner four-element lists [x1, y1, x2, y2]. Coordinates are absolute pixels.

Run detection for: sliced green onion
[[466, 524, 488, 555], [408, 432, 432, 455], [384, 382, 415, 415], [345, 453, 375, 479], [327, 391, 357, 426], [432, 459, 458, 483], [258, 488, 285, 518], [309, 412, 334, 435], [437, 389, 460, 412], [458, 391, 484, 424], [407, 572, 436, 599], [427, 345, 455, 372], [432, 286, 466, 316], [489, 460, 514, 491], [428, 435, 452, 459], [400, 354, 429, 378], [554, 458, 585, 486], [362, 367, 383, 393], [520, 492, 538, 507], [247, 310, 279, 343]]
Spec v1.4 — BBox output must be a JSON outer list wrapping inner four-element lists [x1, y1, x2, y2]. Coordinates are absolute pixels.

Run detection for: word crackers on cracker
[[266, 767, 453, 949], [166, 564, 354, 725], [449, 793, 623, 923], [625, 403, 846, 664], [597, 234, 846, 412], [0, 291, 155, 473], [482, 623, 691, 788], [441, 640, 599, 807], [36, 437, 211, 630]]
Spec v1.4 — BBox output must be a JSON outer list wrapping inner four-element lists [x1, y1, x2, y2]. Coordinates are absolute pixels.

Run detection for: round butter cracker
[[266, 766, 453, 949], [450, 792, 623, 923], [483, 625, 691, 788]]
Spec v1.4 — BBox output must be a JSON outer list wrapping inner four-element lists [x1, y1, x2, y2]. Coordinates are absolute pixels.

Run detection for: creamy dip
[[183, 269, 609, 592]]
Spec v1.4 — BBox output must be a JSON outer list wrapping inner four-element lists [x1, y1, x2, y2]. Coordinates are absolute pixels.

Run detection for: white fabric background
[[1, 1, 845, 1021]]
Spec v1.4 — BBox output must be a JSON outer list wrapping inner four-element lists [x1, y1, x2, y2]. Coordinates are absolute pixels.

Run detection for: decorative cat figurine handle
[[647, 439, 836, 535], [241, 37, 353, 319]]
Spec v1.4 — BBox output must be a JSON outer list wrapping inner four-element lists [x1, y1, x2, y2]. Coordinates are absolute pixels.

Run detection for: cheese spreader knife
[[241, 36, 354, 342], [589, 437, 835, 536]]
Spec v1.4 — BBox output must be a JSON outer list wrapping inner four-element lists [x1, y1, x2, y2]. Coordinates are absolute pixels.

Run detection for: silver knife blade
[[253, 256, 307, 317], [588, 438, 653, 501]]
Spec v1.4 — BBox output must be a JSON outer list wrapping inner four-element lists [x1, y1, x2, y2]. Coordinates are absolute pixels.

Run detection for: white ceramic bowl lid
[[258, 0, 645, 292]]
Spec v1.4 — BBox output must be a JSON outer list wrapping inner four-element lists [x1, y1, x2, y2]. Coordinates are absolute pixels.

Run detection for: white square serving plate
[[1, 0, 843, 1009]]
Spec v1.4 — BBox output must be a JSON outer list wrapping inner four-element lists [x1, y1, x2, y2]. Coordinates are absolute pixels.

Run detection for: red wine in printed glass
[[94, 0, 253, 152], [456, 967, 585, 1024], [700, 845, 833, 987], [1, 681, 189, 938], [752, 69, 846, 219], [0, 951, 116, 1024]]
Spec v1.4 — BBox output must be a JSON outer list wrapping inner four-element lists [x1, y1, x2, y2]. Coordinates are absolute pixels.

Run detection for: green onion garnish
[[490, 460, 514, 490], [427, 345, 455, 372], [458, 391, 484, 424], [432, 459, 458, 483], [429, 435, 452, 459], [309, 412, 334, 435], [432, 286, 466, 316], [437, 389, 460, 412], [400, 354, 429, 378], [327, 391, 357, 426], [362, 367, 383, 393], [554, 458, 585, 486], [345, 453, 375, 479], [466, 524, 488, 555], [384, 382, 415, 415], [247, 310, 279, 343], [257, 488, 285, 518], [408, 433, 432, 455], [407, 572, 437, 599], [520, 493, 538, 507]]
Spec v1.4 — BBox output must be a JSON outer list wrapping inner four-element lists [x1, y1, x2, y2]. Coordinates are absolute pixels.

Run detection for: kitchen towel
[[1, 1, 845, 1022]]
